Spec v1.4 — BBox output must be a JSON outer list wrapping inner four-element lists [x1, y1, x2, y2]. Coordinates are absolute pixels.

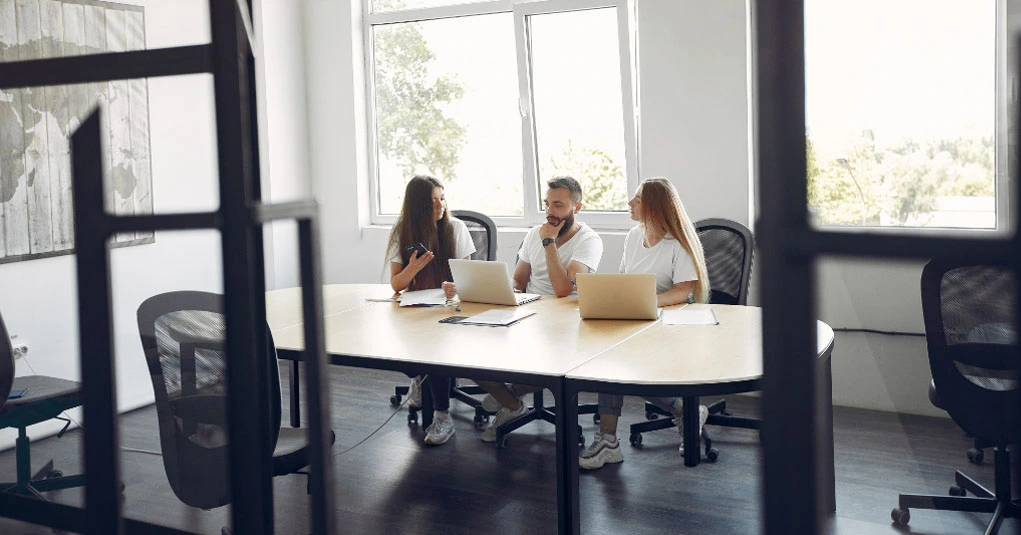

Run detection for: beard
[[547, 213, 576, 237]]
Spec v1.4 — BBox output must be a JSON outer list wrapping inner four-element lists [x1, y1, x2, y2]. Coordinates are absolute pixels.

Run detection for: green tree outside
[[542, 140, 628, 211], [373, 0, 466, 185]]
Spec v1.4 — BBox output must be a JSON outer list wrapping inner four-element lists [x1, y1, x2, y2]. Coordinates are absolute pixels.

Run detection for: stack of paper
[[398, 289, 448, 307], [662, 308, 719, 325], [458, 308, 536, 326]]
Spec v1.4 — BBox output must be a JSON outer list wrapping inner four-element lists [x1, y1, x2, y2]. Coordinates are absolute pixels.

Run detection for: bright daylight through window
[[367, 0, 637, 223], [805, 0, 1001, 229]]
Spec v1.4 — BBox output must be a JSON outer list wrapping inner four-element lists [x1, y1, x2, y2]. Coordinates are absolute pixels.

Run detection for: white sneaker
[[579, 432, 623, 470], [424, 411, 455, 445], [408, 376, 423, 409], [481, 402, 528, 442], [677, 404, 709, 455]]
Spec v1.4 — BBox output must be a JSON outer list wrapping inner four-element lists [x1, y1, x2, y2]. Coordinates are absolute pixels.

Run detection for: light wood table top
[[567, 304, 835, 387], [270, 285, 660, 377], [265, 284, 392, 333]]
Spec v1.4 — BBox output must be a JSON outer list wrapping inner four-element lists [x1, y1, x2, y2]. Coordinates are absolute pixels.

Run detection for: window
[[804, 0, 1008, 230], [365, 0, 638, 226]]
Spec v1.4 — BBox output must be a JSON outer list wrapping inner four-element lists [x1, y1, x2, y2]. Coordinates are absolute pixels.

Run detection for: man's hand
[[539, 218, 564, 241]]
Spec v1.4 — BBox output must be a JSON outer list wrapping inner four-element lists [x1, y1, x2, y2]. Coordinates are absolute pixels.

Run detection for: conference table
[[266, 284, 836, 535]]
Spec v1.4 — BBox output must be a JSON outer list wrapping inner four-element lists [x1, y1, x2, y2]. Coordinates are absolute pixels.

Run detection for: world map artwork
[[0, 0, 152, 264]]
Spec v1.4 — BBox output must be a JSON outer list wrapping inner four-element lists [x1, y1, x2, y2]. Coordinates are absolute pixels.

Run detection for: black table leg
[[682, 395, 700, 467], [554, 378, 580, 535]]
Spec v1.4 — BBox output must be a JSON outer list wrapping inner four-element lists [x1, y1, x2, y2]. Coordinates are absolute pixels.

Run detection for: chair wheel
[[646, 412, 658, 420], [949, 484, 966, 496], [407, 412, 418, 425], [630, 433, 642, 446], [891, 507, 910, 525], [592, 414, 600, 425], [497, 436, 509, 449], [47, 471, 63, 479], [967, 447, 984, 464], [578, 435, 585, 447], [473, 414, 489, 429], [706, 447, 719, 462], [721, 409, 733, 417], [390, 395, 401, 406]]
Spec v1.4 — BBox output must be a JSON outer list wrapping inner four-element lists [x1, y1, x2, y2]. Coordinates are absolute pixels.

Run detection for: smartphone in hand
[[406, 242, 429, 256]]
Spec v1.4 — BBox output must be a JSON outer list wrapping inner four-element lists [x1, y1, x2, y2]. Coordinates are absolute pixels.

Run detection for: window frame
[[802, 0, 1012, 236], [363, 0, 639, 229]]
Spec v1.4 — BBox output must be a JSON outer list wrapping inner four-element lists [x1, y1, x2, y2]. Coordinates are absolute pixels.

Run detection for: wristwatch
[[541, 237, 556, 248]]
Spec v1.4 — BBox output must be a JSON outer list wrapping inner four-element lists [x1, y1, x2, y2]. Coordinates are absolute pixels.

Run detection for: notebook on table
[[576, 273, 659, 320], [449, 259, 541, 306]]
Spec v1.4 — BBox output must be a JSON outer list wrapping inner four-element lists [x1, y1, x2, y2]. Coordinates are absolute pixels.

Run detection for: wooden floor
[[0, 365, 1017, 535]]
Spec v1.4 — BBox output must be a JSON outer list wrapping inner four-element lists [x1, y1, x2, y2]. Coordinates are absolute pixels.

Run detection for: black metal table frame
[[277, 330, 835, 534]]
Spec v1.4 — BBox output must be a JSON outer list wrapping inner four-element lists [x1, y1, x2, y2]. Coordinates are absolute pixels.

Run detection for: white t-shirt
[[386, 217, 477, 264], [518, 222, 603, 296], [619, 226, 697, 294]]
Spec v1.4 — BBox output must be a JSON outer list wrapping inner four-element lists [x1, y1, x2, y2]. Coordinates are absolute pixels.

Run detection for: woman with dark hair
[[385, 175, 476, 445]]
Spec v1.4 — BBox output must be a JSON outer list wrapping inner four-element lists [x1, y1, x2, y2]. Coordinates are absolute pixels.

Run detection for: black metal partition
[[0, 1, 335, 534], [752, 1, 1021, 534]]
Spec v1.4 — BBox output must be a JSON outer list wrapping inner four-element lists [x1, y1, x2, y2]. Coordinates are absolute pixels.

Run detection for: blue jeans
[[597, 393, 679, 417]]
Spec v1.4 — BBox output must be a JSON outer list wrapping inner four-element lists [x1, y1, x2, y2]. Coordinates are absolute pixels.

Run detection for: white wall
[[301, 0, 946, 418], [0, 1, 226, 450]]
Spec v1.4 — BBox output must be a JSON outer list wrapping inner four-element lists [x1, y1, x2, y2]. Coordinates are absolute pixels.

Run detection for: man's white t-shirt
[[619, 226, 697, 294], [518, 222, 603, 296], [386, 217, 477, 264]]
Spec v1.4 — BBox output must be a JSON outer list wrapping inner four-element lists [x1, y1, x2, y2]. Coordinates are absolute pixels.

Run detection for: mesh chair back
[[695, 218, 753, 305], [0, 311, 15, 410], [921, 259, 1019, 445], [453, 210, 498, 261], [136, 291, 282, 509]]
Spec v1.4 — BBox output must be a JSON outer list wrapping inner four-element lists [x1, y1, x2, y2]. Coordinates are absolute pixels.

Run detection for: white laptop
[[576, 273, 659, 320], [449, 259, 541, 306]]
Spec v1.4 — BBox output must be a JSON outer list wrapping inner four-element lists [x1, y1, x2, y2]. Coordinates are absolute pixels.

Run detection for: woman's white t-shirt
[[386, 217, 477, 264], [619, 226, 697, 294]]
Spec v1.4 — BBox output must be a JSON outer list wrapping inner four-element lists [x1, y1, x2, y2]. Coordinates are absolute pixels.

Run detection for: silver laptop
[[449, 259, 541, 306], [576, 273, 659, 320]]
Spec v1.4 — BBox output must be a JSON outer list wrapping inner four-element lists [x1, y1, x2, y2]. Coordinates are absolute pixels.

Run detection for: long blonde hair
[[636, 178, 710, 303]]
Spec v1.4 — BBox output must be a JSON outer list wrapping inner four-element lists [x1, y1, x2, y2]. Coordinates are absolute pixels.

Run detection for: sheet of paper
[[398, 288, 448, 307], [459, 308, 536, 326], [662, 308, 718, 325]]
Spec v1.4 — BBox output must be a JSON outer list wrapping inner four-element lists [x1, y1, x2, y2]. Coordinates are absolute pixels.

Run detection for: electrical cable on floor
[[17, 353, 429, 458], [833, 327, 924, 337], [332, 374, 429, 458]]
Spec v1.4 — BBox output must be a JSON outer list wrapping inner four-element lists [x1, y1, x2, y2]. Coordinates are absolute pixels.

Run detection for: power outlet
[[10, 335, 28, 360]]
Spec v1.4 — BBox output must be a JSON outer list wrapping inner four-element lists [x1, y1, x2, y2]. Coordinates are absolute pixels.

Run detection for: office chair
[[628, 218, 757, 462], [389, 210, 499, 429], [891, 260, 1019, 532], [0, 308, 86, 499], [137, 291, 335, 535]]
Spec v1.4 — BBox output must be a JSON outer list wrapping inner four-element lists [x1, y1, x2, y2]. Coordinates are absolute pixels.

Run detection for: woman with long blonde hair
[[579, 177, 711, 470]]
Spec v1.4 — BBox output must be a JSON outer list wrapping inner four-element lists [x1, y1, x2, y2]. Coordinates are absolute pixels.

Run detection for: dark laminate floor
[[0, 365, 1017, 534]]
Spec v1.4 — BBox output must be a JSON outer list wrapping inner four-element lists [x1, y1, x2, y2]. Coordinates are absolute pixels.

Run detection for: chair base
[[892, 447, 1018, 534], [628, 397, 760, 465], [0, 429, 86, 500], [493, 390, 584, 449]]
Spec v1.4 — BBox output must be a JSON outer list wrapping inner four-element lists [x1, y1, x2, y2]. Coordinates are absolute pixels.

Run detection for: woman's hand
[[406, 250, 434, 274], [442, 281, 457, 299]]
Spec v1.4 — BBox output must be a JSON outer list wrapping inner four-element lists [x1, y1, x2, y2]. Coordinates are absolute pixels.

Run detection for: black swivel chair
[[628, 218, 757, 462], [137, 291, 335, 535], [389, 210, 499, 428], [891, 260, 1019, 532], [0, 309, 86, 499]]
